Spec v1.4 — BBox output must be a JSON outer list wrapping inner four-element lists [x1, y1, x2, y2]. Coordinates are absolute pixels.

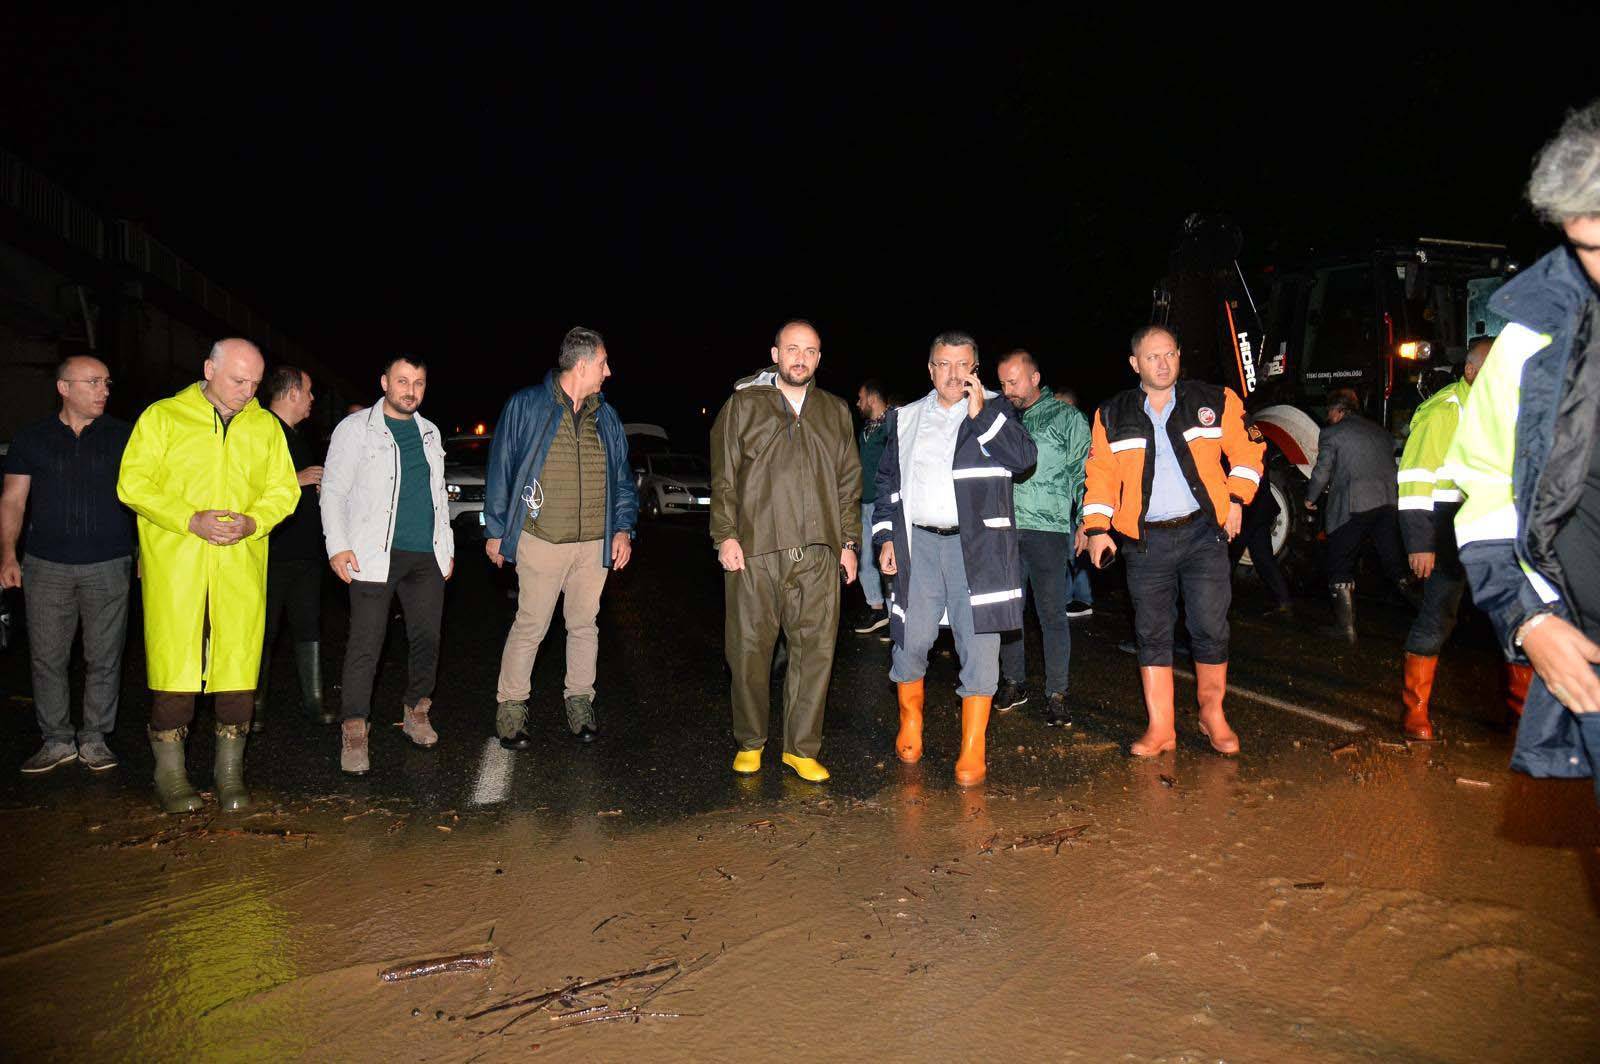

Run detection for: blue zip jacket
[[870, 390, 1037, 646], [483, 371, 638, 567], [1453, 247, 1600, 795]]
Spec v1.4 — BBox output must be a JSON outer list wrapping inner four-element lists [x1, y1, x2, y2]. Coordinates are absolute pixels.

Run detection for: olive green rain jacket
[[1012, 393, 1090, 534], [710, 369, 862, 557], [118, 382, 300, 692]]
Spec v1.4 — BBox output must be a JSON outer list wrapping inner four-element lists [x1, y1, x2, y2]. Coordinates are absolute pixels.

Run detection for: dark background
[[4, 10, 1597, 446]]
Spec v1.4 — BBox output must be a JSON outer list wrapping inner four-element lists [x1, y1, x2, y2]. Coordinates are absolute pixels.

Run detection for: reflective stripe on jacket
[[871, 390, 1038, 646], [1397, 378, 1468, 554], [1449, 245, 1600, 792], [1082, 382, 1263, 541]]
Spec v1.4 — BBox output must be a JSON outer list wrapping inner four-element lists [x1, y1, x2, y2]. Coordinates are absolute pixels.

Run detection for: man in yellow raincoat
[[118, 338, 299, 813]]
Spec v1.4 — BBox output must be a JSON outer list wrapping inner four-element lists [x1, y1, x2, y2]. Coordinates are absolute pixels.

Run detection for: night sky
[[5, 10, 1598, 444]]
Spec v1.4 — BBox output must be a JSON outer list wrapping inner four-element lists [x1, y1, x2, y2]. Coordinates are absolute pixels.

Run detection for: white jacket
[[321, 404, 454, 582]]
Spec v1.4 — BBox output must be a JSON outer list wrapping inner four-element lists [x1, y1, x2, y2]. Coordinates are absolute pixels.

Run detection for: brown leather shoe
[[954, 695, 990, 787], [1195, 661, 1240, 755], [340, 718, 370, 775], [1402, 653, 1439, 741], [1131, 666, 1177, 756], [895, 680, 924, 764], [402, 697, 438, 748]]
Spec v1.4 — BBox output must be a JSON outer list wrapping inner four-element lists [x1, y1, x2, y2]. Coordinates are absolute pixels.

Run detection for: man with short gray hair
[[1449, 99, 1600, 800], [483, 327, 637, 751], [873, 331, 1037, 786]]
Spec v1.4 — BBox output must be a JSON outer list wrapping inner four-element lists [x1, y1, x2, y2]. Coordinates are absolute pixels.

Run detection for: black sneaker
[[1065, 601, 1093, 619], [1044, 691, 1072, 727], [853, 605, 889, 635], [993, 680, 1029, 713]]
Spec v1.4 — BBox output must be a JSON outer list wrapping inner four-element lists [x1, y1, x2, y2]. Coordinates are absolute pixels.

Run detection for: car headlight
[[663, 484, 692, 495], [447, 483, 462, 501]]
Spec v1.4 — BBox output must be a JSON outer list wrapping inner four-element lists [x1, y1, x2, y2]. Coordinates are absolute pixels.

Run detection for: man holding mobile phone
[[871, 331, 1037, 786]]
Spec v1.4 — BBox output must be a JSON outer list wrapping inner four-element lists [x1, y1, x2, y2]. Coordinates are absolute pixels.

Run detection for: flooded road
[[2, 521, 1597, 1061]]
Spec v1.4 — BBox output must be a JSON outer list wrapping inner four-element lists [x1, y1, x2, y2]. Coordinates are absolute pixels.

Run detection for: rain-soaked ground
[[2, 520, 1597, 1062]]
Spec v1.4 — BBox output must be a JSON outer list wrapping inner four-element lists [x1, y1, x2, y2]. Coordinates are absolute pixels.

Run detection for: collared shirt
[[902, 392, 965, 528], [6, 413, 134, 564], [1143, 391, 1200, 521]]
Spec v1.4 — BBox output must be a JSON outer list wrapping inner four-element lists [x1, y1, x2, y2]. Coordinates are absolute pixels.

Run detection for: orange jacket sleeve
[[1220, 388, 1265, 505], [1081, 409, 1118, 534]]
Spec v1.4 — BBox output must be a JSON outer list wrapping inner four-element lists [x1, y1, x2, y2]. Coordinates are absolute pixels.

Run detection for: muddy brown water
[[3, 735, 1597, 1062]]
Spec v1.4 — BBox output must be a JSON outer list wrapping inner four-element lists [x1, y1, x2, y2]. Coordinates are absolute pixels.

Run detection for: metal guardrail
[[0, 147, 105, 258], [3, 145, 322, 371]]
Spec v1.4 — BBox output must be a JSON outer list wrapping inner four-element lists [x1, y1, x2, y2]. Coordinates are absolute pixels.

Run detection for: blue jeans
[[889, 527, 999, 697], [1404, 521, 1466, 656], [1123, 519, 1231, 666], [1068, 560, 1094, 605], [999, 530, 1072, 695], [22, 555, 132, 744], [858, 503, 885, 608]]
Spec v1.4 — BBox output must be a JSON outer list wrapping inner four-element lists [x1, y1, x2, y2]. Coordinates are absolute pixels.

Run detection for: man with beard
[[711, 319, 861, 782], [321, 355, 454, 775]]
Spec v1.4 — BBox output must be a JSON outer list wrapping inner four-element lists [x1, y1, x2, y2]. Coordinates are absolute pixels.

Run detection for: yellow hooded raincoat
[[118, 382, 300, 692]]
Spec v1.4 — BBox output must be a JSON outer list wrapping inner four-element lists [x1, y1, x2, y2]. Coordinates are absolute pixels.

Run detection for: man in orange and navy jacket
[[1082, 324, 1265, 757]]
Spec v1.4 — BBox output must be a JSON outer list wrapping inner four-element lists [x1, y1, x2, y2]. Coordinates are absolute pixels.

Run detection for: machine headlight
[[447, 483, 462, 501]]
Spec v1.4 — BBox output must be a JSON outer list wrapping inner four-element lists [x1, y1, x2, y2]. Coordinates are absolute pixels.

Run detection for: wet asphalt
[[0, 518, 1514, 822]]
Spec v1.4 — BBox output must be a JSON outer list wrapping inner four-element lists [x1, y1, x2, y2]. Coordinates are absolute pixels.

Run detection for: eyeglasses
[[62, 377, 113, 388]]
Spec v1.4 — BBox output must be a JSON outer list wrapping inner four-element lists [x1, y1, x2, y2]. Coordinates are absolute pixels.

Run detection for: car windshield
[[653, 456, 708, 478], [447, 436, 493, 465]]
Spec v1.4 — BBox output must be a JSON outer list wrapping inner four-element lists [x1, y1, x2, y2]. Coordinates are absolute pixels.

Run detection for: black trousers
[[1325, 505, 1407, 586], [1404, 520, 1467, 656], [263, 557, 322, 657], [1229, 518, 1292, 606], [340, 550, 445, 720], [1123, 519, 1232, 667]]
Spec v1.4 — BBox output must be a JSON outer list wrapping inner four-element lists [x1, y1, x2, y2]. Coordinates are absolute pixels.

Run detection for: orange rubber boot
[[1195, 661, 1240, 755], [895, 680, 925, 764], [1504, 663, 1533, 719], [954, 695, 990, 787], [1131, 666, 1177, 757], [1402, 652, 1438, 741]]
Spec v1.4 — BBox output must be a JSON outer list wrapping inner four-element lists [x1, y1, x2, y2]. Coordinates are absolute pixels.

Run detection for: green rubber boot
[[149, 725, 203, 815], [213, 722, 251, 812]]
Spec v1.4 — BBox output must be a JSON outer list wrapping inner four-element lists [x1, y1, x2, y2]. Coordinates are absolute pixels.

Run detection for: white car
[[445, 433, 491, 533], [635, 453, 711, 518]]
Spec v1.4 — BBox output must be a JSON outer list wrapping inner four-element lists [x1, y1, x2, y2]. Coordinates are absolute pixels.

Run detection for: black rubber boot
[[1324, 582, 1357, 644], [295, 641, 334, 724], [149, 725, 203, 815], [213, 722, 251, 812]]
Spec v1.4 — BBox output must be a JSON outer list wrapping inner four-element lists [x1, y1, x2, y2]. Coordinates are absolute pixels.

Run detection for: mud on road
[[3, 729, 1597, 1062]]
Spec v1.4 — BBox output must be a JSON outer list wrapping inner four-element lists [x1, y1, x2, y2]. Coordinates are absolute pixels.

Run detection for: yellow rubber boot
[[895, 679, 925, 764], [782, 752, 830, 782], [953, 695, 990, 787], [732, 748, 762, 775]]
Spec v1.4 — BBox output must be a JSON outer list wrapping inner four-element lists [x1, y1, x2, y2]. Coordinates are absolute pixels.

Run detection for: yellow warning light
[[474, 422, 486, 436], [1397, 341, 1432, 361]]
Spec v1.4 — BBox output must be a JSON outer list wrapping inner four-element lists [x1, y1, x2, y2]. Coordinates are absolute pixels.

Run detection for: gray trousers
[[22, 555, 132, 744], [889, 527, 1000, 697]]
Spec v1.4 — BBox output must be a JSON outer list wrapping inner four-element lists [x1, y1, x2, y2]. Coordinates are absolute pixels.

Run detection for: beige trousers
[[496, 535, 609, 703]]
